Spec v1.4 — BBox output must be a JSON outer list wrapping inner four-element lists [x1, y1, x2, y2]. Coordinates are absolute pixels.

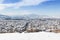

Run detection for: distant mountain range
[[0, 14, 11, 20], [10, 14, 50, 20], [0, 14, 59, 20]]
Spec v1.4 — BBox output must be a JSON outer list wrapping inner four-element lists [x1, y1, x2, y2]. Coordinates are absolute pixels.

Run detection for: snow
[[0, 32, 60, 40]]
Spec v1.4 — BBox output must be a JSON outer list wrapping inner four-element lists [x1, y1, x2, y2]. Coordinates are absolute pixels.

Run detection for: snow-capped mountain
[[12, 14, 60, 19], [10, 14, 51, 20], [0, 14, 59, 20], [0, 14, 11, 20]]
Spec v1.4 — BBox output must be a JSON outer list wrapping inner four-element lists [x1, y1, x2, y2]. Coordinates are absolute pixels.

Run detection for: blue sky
[[3, 0, 22, 3], [0, 0, 60, 17]]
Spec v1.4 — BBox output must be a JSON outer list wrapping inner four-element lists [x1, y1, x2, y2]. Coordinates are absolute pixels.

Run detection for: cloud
[[1, 10, 32, 16], [0, 5, 5, 10], [0, 0, 50, 10]]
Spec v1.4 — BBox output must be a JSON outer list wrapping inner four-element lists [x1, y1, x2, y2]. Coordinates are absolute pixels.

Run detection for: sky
[[0, 0, 60, 17]]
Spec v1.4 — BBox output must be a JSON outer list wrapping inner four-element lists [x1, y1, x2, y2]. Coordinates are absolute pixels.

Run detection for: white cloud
[[0, 0, 50, 10], [1, 10, 32, 16], [0, 6, 5, 10]]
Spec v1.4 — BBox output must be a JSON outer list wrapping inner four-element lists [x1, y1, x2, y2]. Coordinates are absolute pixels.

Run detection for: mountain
[[0, 14, 11, 20], [0, 14, 59, 20], [11, 14, 50, 20]]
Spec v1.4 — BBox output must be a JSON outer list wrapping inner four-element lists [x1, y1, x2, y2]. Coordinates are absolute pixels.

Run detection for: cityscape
[[0, 17, 60, 33], [0, 0, 60, 40]]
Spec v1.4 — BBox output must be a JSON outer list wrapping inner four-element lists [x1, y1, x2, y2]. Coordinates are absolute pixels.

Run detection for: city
[[0, 18, 60, 33]]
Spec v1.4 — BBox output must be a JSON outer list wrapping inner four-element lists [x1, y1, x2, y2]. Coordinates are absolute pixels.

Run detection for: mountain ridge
[[0, 14, 60, 20]]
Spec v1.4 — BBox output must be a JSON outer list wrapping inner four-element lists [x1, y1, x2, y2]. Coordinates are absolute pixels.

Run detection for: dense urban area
[[0, 18, 60, 33]]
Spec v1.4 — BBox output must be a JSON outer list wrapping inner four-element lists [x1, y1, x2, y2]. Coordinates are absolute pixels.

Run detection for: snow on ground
[[0, 32, 60, 40]]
